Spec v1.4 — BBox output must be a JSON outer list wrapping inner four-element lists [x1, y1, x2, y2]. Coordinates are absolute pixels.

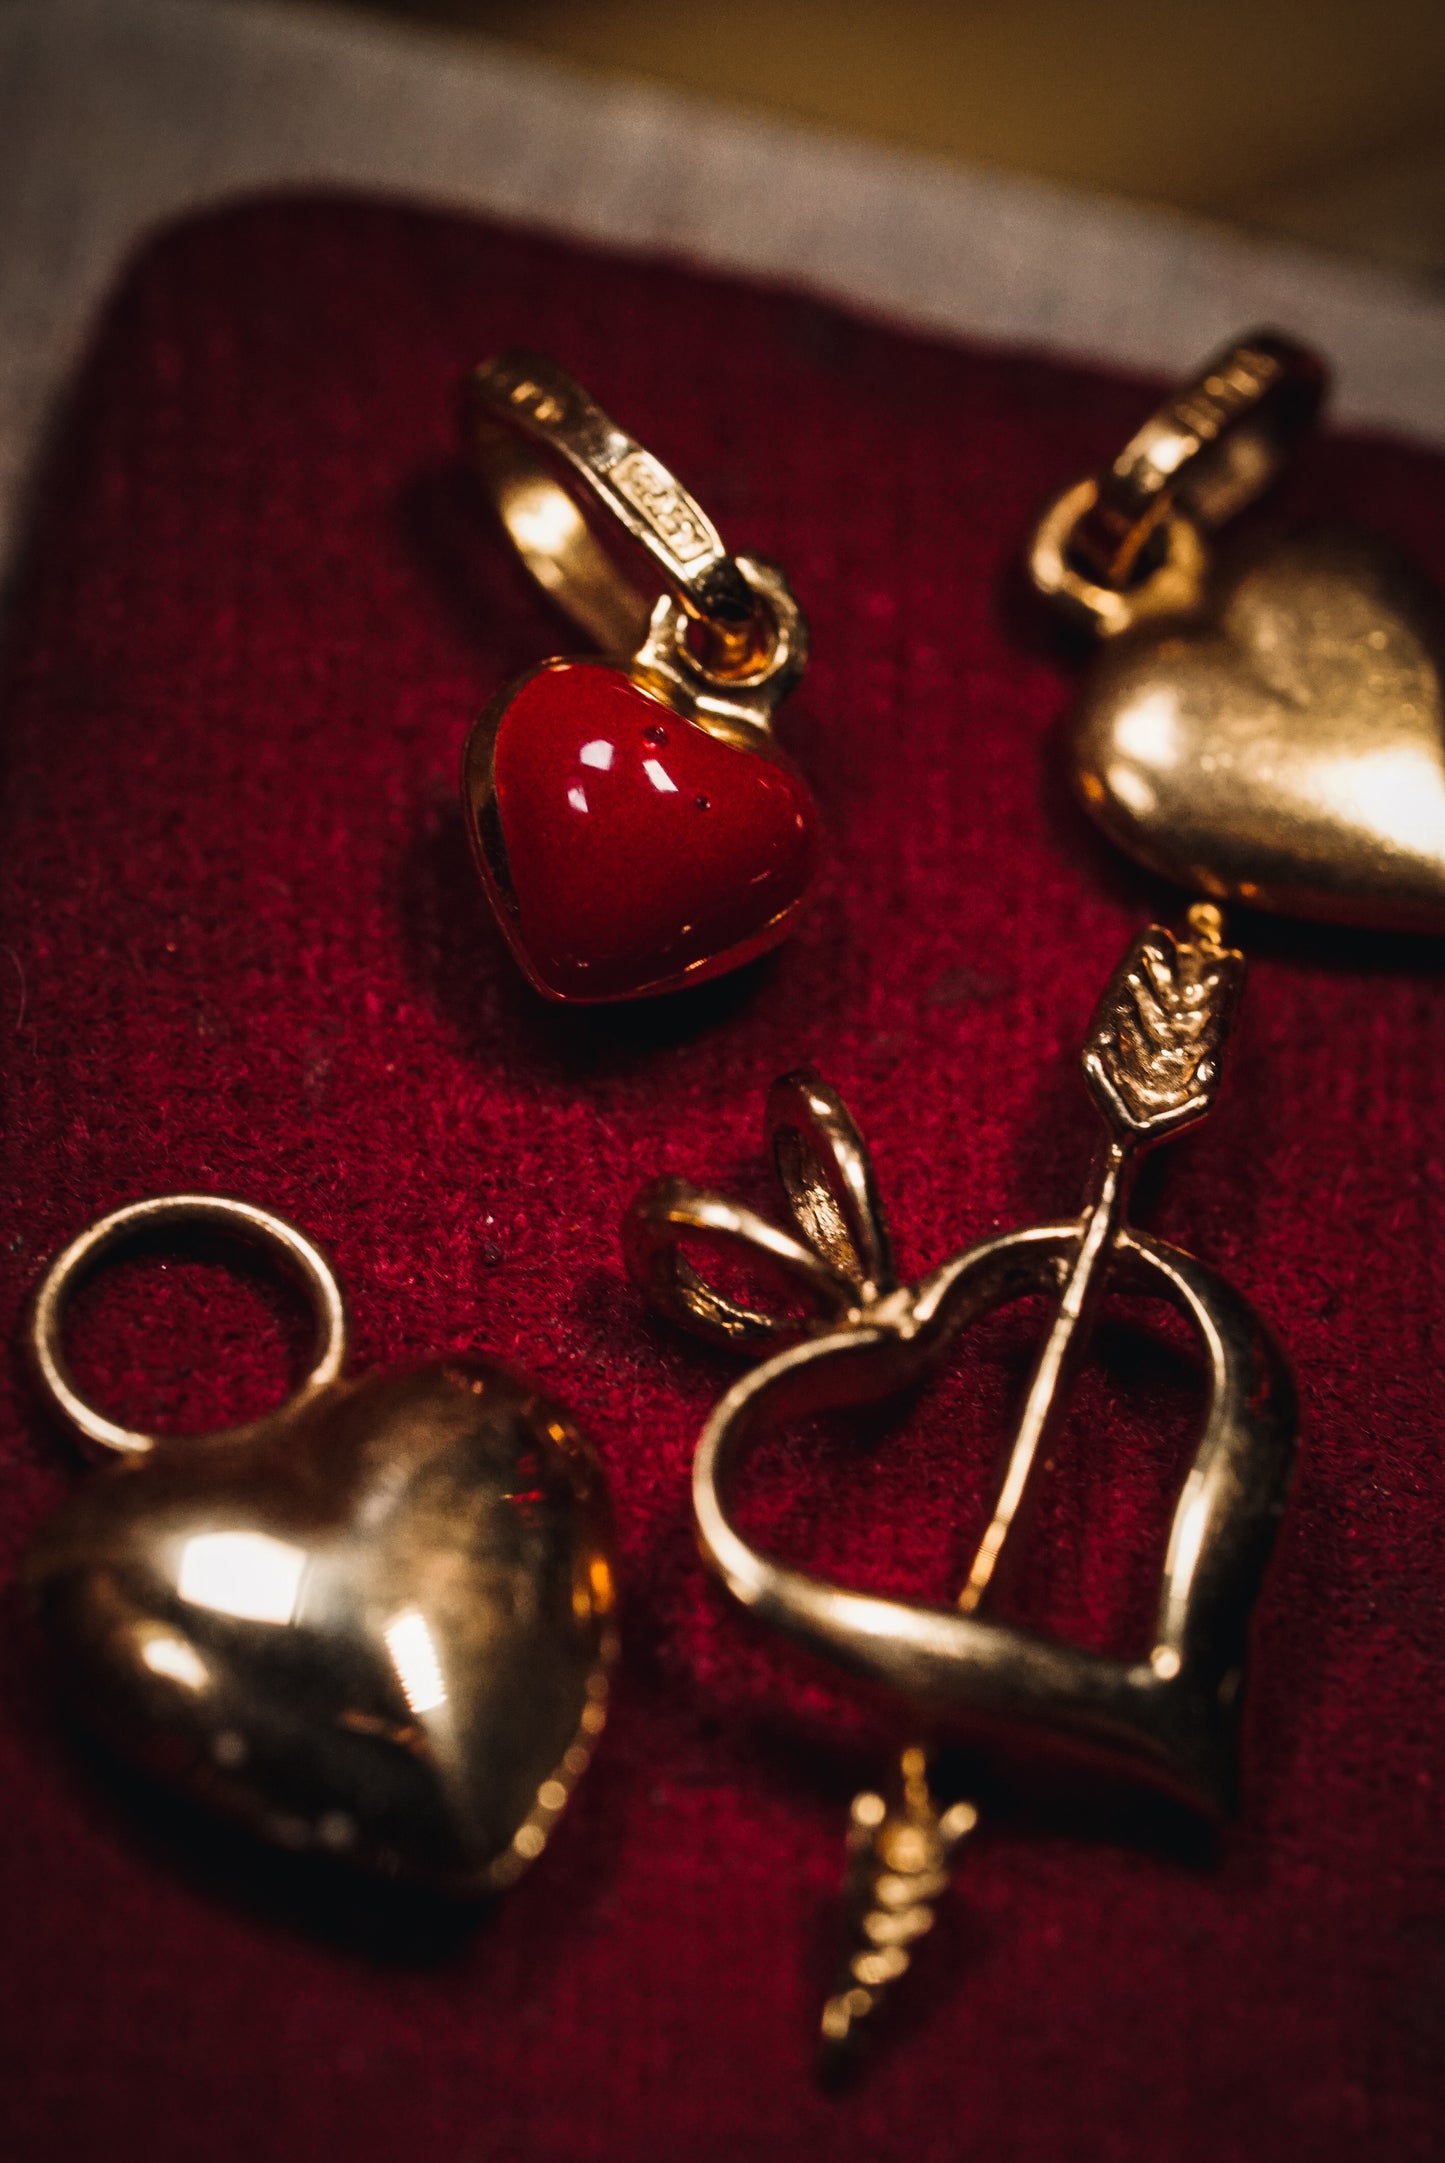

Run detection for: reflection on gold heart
[[683, 1220, 1292, 1818], [628, 1056, 1294, 1821], [1070, 532, 1445, 931], [24, 1359, 616, 1892]]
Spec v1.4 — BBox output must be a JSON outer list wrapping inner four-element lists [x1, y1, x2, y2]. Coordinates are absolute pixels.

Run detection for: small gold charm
[[820, 1748, 977, 2066], [1028, 333, 1445, 932], [23, 1196, 617, 1893], [457, 352, 818, 1002], [626, 908, 1295, 2062]]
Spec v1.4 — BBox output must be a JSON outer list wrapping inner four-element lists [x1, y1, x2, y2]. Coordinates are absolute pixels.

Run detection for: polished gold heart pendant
[[1029, 332, 1445, 932], [627, 908, 1296, 2063], [22, 1197, 616, 1894]]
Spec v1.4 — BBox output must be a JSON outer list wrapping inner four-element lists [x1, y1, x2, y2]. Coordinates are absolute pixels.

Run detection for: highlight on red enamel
[[476, 663, 818, 1001]]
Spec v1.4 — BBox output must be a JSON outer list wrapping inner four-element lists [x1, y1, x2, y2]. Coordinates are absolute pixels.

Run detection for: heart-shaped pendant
[[469, 658, 817, 1002], [626, 909, 1296, 2061], [1029, 332, 1445, 932], [460, 352, 817, 1002], [1072, 531, 1445, 931], [22, 1197, 617, 1895]]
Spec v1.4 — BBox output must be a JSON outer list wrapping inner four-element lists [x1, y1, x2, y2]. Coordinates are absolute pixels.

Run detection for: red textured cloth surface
[[2, 197, 1443, 2163]]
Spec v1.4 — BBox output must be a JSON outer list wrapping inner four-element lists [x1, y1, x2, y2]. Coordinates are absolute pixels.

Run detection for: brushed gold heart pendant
[[1029, 333, 1445, 932], [626, 908, 1296, 2065], [22, 1197, 616, 1894]]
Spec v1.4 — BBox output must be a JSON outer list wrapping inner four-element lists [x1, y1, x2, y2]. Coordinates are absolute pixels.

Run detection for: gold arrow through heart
[[819, 903, 1244, 2062], [627, 905, 1284, 2073]]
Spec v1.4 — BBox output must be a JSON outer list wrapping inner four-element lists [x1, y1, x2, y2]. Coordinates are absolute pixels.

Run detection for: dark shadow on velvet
[[992, 542, 1099, 677], [692, 1694, 1221, 1877], [53, 1725, 491, 1966], [0, 1577, 632, 1971], [393, 458, 560, 677], [940, 1744, 1219, 1866], [395, 787, 782, 1087]]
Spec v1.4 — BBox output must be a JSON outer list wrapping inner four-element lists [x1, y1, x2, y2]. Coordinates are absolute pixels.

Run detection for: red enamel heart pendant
[[461, 352, 818, 1003], [466, 660, 817, 1001]]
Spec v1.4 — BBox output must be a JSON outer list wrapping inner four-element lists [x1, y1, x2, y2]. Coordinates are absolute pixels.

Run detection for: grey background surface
[[3, 0, 1444, 571]]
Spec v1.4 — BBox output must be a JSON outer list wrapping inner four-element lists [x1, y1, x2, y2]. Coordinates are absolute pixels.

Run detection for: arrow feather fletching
[[1083, 915, 1245, 1141]]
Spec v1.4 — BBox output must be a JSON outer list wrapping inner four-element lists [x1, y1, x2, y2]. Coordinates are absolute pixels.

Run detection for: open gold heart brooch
[[626, 907, 1296, 2064], [22, 1196, 617, 1894], [1029, 332, 1445, 932]]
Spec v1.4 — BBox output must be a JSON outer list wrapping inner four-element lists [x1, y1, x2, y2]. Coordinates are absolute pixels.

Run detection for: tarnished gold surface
[[1029, 332, 1445, 932], [626, 912, 1295, 2058], [23, 1197, 617, 1894]]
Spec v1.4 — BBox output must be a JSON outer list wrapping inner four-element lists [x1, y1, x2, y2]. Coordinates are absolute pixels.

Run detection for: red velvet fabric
[[2, 197, 1443, 2163]]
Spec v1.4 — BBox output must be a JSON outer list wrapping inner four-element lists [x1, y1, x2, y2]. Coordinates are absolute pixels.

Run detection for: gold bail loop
[[1075, 332, 1328, 586], [28, 1196, 350, 1460], [1028, 331, 1329, 638], [622, 1177, 860, 1351], [622, 1068, 896, 1351], [766, 1068, 895, 1298], [462, 349, 776, 677]]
